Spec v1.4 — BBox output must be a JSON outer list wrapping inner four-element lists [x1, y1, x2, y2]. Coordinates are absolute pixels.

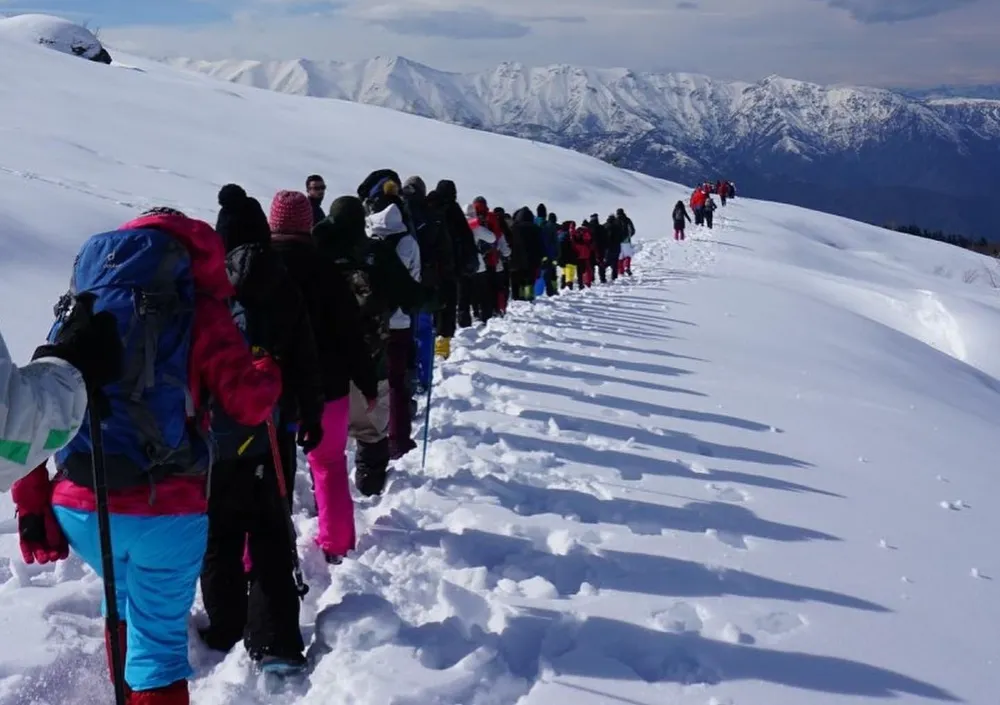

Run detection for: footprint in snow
[[707, 483, 749, 503], [706, 528, 748, 550], [650, 601, 707, 634], [754, 611, 806, 637]]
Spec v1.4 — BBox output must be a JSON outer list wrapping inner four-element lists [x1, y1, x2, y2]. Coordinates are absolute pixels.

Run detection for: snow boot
[[129, 680, 189, 705], [434, 336, 451, 360], [258, 654, 307, 676]]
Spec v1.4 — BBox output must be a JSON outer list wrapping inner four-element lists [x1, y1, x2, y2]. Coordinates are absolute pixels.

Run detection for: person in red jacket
[[11, 208, 282, 705], [690, 187, 708, 226], [572, 222, 596, 287]]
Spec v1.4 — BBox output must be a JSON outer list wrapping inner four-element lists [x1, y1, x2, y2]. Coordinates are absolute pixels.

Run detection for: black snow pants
[[435, 277, 458, 338], [200, 428, 305, 663]]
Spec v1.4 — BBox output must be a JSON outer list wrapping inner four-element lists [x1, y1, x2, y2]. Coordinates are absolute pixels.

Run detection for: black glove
[[296, 419, 324, 454], [33, 293, 123, 391]]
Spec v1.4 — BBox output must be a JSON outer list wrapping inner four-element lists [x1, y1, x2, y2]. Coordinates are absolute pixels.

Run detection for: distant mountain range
[[168, 56, 1000, 240]]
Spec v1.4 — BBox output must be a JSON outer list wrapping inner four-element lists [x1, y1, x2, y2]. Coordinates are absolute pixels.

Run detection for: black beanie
[[328, 196, 367, 234], [215, 184, 270, 252]]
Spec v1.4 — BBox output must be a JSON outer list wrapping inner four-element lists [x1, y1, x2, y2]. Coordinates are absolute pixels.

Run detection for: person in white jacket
[[365, 197, 421, 459], [0, 293, 122, 490]]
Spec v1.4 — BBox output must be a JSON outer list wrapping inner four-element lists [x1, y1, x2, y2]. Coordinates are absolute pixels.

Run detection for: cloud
[[824, 0, 979, 23], [366, 8, 532, 40], [97, 0, 1000, 88]]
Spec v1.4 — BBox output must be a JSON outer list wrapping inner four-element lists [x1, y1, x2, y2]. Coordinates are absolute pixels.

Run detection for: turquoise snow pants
[[53, 507, 208, 691]]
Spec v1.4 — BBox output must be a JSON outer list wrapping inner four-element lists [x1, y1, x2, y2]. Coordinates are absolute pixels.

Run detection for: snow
[[2, 19, 1000, 705], [0, 14, 106, 62]]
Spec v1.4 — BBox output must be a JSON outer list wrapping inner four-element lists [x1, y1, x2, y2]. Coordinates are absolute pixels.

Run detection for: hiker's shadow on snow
[[509, 380, 772, 432], [385, 527, 882, 612], [438, 471, 839, 544], [499, 412, 807, 470], [479, 357, 705, 397], [493, 430, 838, 497], [568, 338, 708, 364], [497, 346, 696, 378], [498, 609, 958, 701]]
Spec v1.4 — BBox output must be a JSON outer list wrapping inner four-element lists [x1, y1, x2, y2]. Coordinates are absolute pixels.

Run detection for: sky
[[4, 0, 998, 87]]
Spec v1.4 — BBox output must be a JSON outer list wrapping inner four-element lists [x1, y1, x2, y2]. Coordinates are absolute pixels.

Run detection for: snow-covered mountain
[[2, 19, 1000, 705], [168, 56, 1000, 239]]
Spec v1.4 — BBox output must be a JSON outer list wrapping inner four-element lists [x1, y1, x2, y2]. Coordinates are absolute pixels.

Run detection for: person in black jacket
[[306, 174, 326, 226], [588, 214, 611, 284], [314, 196, 395, 497], [511, 207, 543, 301], [433, 179, 479, 336], [200, 184, 325, 671], [269, 189, 378, 564], [604, 214, 624, 281]]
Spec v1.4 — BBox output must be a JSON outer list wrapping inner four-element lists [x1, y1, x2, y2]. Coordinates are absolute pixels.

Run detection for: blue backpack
[[51, 227, 202, 490]]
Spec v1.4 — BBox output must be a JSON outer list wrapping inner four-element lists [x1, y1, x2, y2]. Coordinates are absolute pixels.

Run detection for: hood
[[314, 197, 368, 265], [226, 243, 282, 304], [436, 180, 458, 203], [215, 187, 270, 253], [119, 213, 232, 300], [402, 176, 426, 200], [514, 207, 534, 225], [366, 202, 409, 238]]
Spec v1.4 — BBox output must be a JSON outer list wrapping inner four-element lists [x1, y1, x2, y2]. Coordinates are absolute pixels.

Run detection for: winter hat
[[537, 203, 547, 219], [216, 184, 270, 251], [141, 206, 186, 218], [403, 176, 426, 199], [327, 195, 366, 234], [269, 190, 313, 235]]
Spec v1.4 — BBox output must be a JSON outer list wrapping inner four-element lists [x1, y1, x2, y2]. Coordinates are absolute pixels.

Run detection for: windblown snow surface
[[1, 26, 999, 705]]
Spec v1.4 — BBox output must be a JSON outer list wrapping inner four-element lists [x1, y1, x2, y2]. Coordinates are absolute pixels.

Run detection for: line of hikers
[[4, 168, 640, 704], [669, 179, 737, 240]]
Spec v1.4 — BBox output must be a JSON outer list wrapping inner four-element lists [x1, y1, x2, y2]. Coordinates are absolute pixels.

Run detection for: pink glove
[[11, 465, 68, 564]]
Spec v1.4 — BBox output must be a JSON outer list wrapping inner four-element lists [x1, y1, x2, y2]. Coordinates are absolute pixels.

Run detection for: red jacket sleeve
[[191, 295, 282, 426]]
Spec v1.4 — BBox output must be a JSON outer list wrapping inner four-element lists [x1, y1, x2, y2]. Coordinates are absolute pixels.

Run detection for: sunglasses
[[308, 184, 326, 191]]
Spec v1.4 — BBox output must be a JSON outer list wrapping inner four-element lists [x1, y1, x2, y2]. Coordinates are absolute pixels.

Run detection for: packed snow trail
[[185, 222, 970, 704]]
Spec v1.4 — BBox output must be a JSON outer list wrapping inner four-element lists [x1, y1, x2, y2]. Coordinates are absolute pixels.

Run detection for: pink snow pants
[[307, 396, 356, 558]]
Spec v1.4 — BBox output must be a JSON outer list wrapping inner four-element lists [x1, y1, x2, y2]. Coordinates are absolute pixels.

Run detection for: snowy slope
[[2, 22, 1000, 705], [167, 56, 1000, 238]]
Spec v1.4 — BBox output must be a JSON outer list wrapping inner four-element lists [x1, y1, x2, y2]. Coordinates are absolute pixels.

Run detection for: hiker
[[588, 214, 611, 284], [558, 221, 578, 290], [537, 208, 560, 296], [512, 207, 543, 301], [314, 193, 424, 494], [432, 179, 479, 341], [361, 174, 422, 460], [491, 205, 515, 312], [0, 296, 122, 489], [604, 214, 623, 281], [401, 176, 450, 397], [199, 185, 325, 673], [270, 190, 378, 564], [471, 198, 511, 316], [690, 187, 707, 226], [464, 201, 503, 322], [718, 180, 728, 206], [572, 220, 596, 288], [673, 200, 692, 240], [704, 195, 717, 229], [306, 174, 326, 226], [12, 207, 284, 704]]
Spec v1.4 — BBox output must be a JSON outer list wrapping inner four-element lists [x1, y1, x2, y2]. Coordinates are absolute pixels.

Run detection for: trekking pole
[[421, 346, 434, 471], [265, 418, 309, 599], [88, 390, 128, 705]]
